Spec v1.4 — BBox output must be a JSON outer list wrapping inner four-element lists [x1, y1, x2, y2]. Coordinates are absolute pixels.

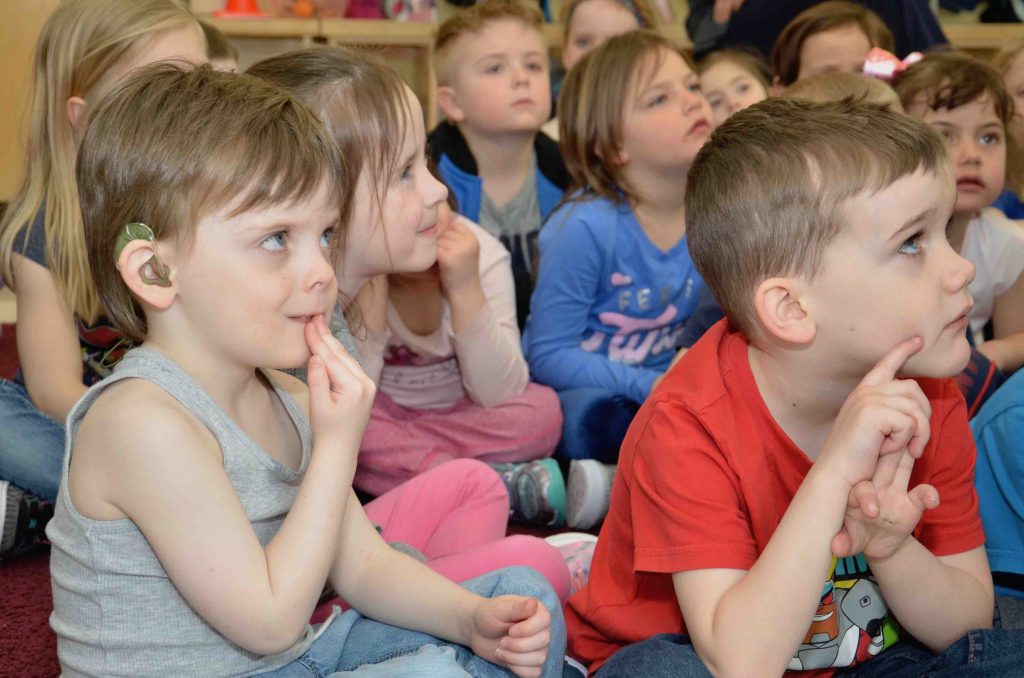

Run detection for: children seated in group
[[895, 52, 1024, 375], [247, 48, 567, 529], [247, 47, 592, 604], [49, 62, 565, 677], [429, 0, 570, 328], [0, 0, 206, 557], [696, 48, 772, 128], [198, 20, 239, 72], [771, 0, 894, 89], [994, 41, 1024, 219], [542, 0, 659, 140], [523, 31, 709, 528], [568, 96, 1024, 676]]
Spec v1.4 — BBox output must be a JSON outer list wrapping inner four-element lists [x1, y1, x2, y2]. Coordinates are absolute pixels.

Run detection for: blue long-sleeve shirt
[[523, 196, 703, 403]]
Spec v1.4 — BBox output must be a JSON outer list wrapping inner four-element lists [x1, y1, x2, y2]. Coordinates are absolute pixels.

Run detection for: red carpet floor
[[1, 324, 60, 676]]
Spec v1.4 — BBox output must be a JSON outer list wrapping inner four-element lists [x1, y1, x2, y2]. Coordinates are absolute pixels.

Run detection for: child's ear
[[770, 77, 785, 97], [753, 277, 816, 345], [594, 142, 628, 166], [117, 238, 177, 311], [436, 86, 465, 124], [65, 96, 88, 134]]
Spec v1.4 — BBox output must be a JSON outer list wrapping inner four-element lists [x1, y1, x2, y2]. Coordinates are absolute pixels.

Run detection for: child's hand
[[819, 337, 931, 490], [831, 447, 940, 560], [353, 274, 389, 334], [304, 314, 376, 448], [436, 213, 481, 296], [468, 595, 551, 678]]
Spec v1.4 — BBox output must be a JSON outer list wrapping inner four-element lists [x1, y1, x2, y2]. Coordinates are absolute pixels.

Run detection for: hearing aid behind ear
[[114, 222, 171, 287]]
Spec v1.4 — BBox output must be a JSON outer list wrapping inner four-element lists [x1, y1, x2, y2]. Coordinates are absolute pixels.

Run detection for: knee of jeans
[[496, 565, 562, 616]]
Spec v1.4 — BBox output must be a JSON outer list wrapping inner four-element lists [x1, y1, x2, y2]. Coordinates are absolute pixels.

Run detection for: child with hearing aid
[[894, 52, 1024, 375], [771, 1, 894, 89], [0, 0, 207, 557], [566, 97, 1024, 676], [247, 50, 592, 597], [48, 63, 565, 677], [523, 31, 709, 528], [430, 0, 570, 328]]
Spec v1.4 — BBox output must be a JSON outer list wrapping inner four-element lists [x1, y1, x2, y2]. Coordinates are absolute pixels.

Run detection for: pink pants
[[311, 459, 570, 623], [354, 383, 563, 496]]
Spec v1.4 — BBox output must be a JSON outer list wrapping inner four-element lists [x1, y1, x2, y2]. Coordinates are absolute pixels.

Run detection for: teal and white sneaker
[[490, 459, 567, 527], [567, 460, 616, 530]]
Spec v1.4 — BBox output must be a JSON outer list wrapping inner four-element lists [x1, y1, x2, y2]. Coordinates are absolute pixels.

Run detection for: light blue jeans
[[259, 566, 566, 677], [0, 379, 64, 502]]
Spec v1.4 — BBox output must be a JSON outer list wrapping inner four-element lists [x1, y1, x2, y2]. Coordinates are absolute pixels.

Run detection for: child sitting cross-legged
[[524, 31, 709, 528], [430, 0, 570, 328], [48, 63, 564, 677], [566, 98, 1024, 676]]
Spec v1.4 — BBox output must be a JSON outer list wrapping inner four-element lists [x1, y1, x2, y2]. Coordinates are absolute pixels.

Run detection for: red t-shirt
[[566, 321, 985, 675]]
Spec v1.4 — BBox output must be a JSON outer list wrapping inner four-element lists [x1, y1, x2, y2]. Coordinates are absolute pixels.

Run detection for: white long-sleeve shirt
[[357, 218, 529, 410]]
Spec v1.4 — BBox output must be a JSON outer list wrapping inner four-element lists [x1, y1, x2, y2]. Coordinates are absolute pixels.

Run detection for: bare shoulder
[[71, 378, 220, 518], [266, 369, 311, 415]]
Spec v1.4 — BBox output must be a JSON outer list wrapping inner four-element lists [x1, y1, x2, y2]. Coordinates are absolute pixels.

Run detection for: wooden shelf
[[204, 17, 1018, 52]]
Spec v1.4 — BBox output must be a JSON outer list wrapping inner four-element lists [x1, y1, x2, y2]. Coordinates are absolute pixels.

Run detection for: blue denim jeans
[[555, 388, 639, 464], [0, 379, 64, 502], [597, 629, 1024, 678], [259, 566, 566, 677]]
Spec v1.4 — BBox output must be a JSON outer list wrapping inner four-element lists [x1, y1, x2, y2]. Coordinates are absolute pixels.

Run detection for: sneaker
[[545, 531, 598, 597], [567, 460, 616, 530], [490, 459, 567, 527], [0, 481, 52, 558]]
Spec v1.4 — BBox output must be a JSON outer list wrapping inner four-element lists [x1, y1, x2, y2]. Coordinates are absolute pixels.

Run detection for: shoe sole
[[567, 460, 609, 530], [544, 531, 598, 547]]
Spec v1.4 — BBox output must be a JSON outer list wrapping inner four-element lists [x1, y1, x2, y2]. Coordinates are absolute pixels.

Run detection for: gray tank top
[[48, 347, 317, 677]]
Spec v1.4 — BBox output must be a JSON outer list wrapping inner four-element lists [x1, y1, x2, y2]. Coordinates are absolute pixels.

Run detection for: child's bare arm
[[74, 316, 374, 655], [831, 449, 991, 650], [870, 542, 993, 652], [12, 255, 87, 420], [671, 338, 931, 676], [672, 465, 850, 677], [331, 496, 553, 677], [979, 273, 1024, 371]]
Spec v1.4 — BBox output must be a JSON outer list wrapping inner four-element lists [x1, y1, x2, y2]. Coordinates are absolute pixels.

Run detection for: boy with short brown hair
[[566, 98, 1024, 676], [430, 0, 569, 326]]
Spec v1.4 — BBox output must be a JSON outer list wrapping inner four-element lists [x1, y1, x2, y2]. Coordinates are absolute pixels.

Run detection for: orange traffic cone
[[215, 0, 269, 17]]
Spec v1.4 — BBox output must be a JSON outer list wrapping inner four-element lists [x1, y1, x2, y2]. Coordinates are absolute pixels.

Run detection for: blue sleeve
[[972, 371, 1024, 577], [676, 284, 724, 349], [525, 205, 661, 403], [10, 209, 48, 269]]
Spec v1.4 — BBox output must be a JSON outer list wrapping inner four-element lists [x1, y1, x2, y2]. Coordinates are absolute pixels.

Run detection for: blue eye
[[687, 83, 701, 94], [486, 63, 502, 74], [321, 228, 336, 248], [400, 164, 413, 180], [648, 93, 668, 108], [261, 231, 287, 252], [526, 61, 545, 72], [980, 132, 1002, 146], [897, 234, 923, 257]]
